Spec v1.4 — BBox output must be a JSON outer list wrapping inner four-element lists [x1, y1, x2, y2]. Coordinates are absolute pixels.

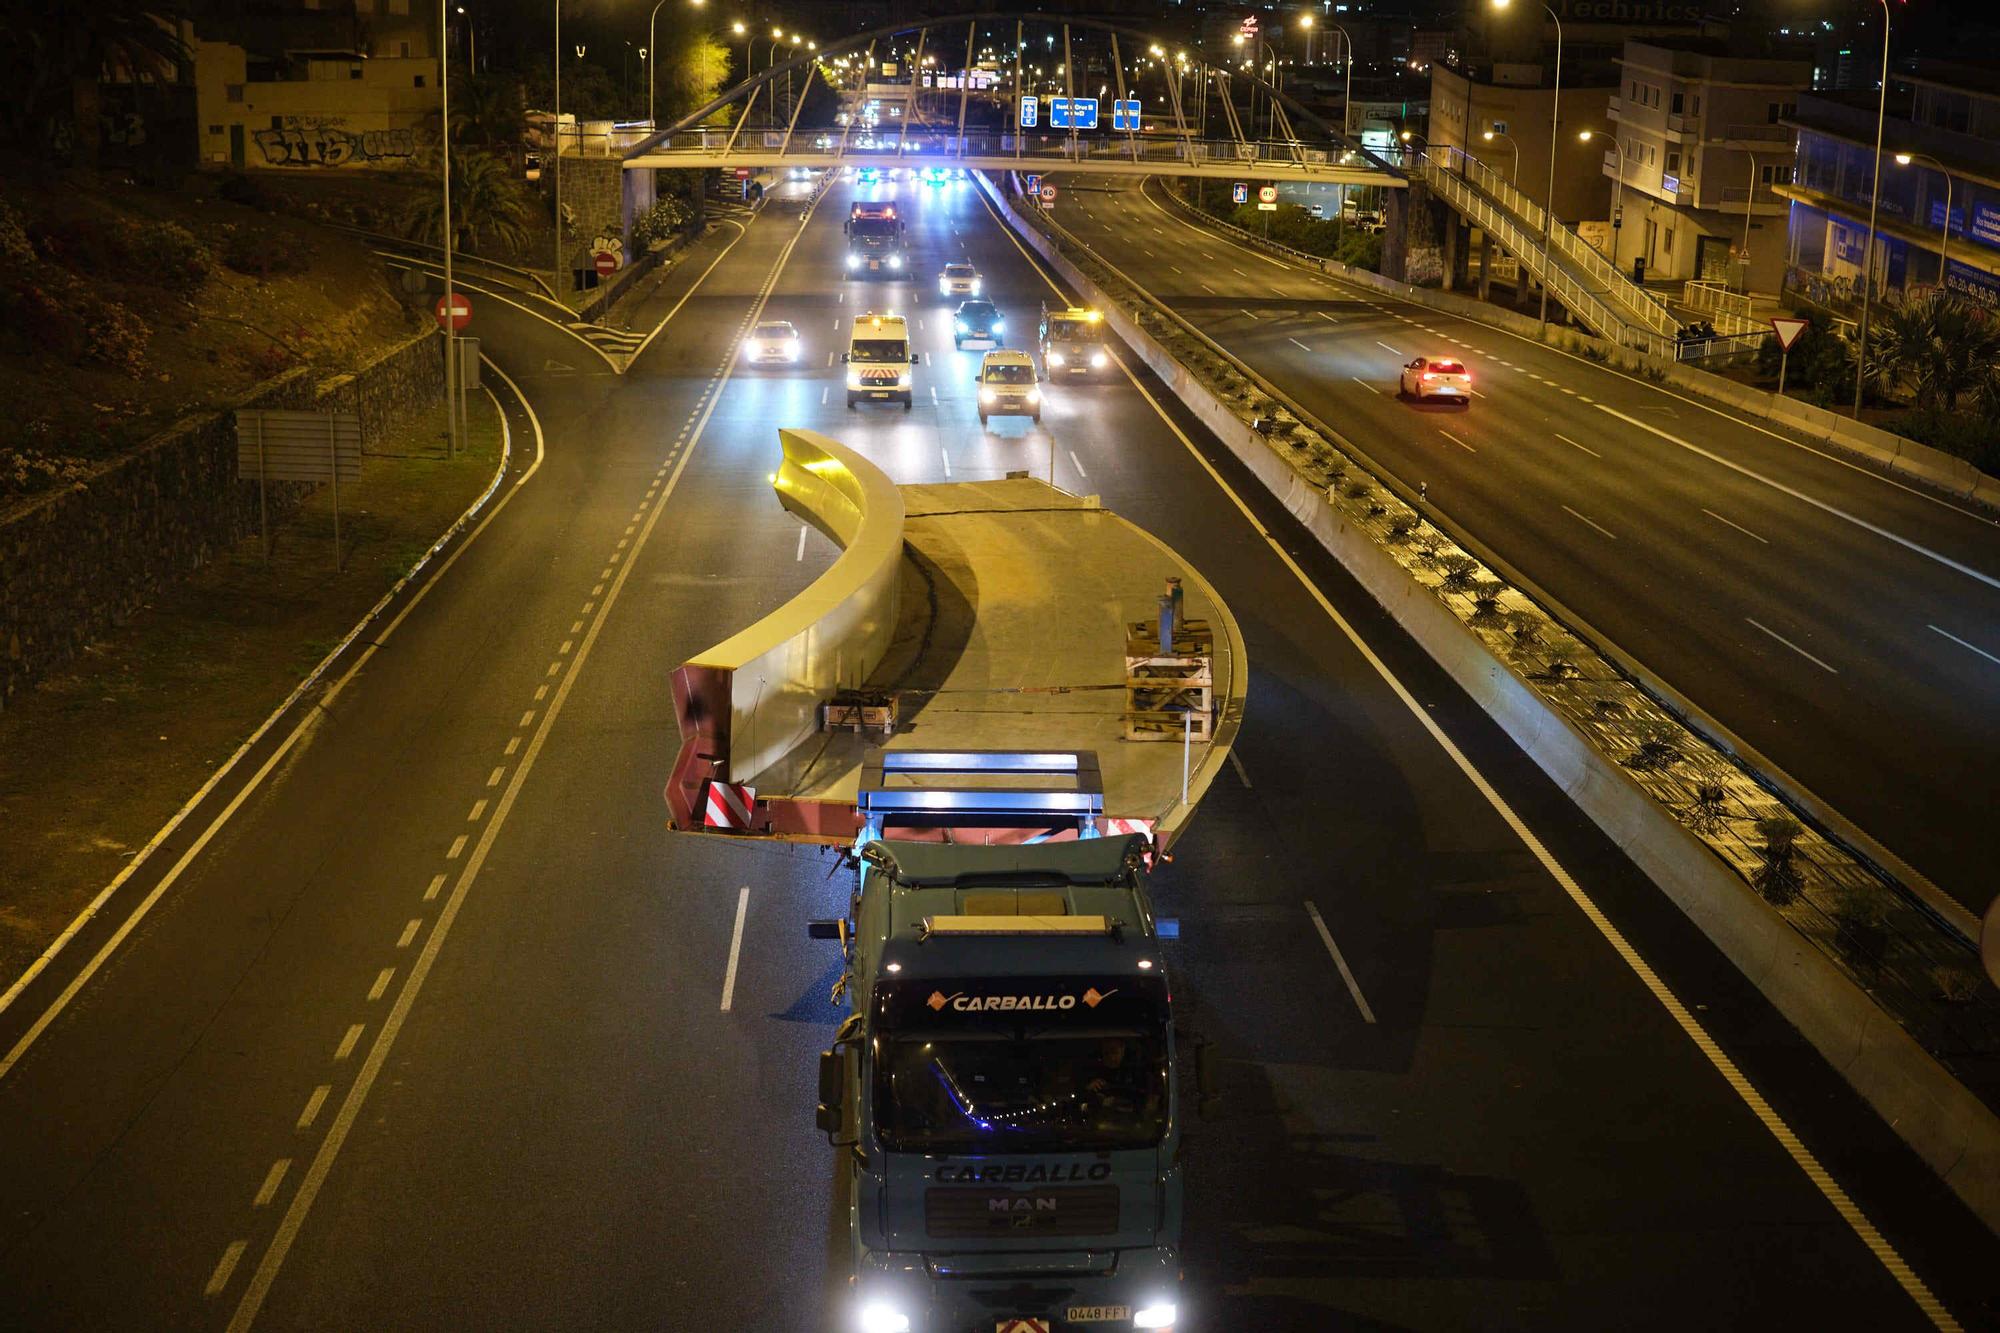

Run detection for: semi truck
[[846, 202, 909, 277], [810, 750, 1213, 1333]]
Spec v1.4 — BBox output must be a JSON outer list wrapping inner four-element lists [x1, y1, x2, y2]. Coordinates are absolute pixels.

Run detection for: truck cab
[[847, 202, 908, 277], [1038, 305, 1112, 378], [846, 313, 915, 409], [813, 751, 1209, 1333]]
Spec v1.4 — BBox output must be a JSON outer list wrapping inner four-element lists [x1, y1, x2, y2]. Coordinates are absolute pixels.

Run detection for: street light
[[1853, 0, 1890, 416], [1895, 151, 1954, 284], [1578, 127, 1638, 261], [1492, 0, 1563, 325], [1481, 127, 1520, 183], [1316, 17, 1355, 138]]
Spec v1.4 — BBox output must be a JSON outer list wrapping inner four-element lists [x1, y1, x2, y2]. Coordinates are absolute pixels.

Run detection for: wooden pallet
[[821, 691, 897, 733], [1125, 617, 1213, 659], [1124, 708, 1214, 742]]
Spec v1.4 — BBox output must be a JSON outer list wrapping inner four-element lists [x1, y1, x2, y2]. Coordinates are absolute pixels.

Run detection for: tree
[[0, 0, 190, 163], [452, 70, 526, 149], [649, 28, 731, 127], [1868, 290, 2000, 414], [402, 151, 534, 257]]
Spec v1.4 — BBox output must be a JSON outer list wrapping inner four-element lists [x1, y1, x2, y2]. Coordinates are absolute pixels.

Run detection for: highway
[[0, 170, 1992, 1332], [1046, 176, 2000, 913]]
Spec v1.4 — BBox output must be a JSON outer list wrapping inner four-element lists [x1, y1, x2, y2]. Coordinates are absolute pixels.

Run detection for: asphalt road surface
[[0, 173, 1992, 1332], [1046, 176, 2000, 916]]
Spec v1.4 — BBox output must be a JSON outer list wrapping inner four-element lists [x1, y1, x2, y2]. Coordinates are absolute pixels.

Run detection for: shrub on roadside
[[129, 221, 212, 298], [633, 196, 691, 250], [216, 173, 274, 211], [0, 447, 93, 497], [1886, 408, 2000, 476], [220, 226, 310, 278]]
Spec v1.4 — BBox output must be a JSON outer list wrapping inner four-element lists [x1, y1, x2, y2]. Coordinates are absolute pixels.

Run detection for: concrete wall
[[1429, 64, 1615, 225], [195, 41, 441, 171], [0, 331, 443, 709]]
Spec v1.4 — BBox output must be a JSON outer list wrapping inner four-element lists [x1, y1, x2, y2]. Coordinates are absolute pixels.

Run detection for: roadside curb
[[0, 366, 521, 1043], [980, 171, 2000, 1236]]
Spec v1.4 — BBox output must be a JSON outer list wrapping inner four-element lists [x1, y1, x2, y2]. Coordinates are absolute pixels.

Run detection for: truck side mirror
[[841, 351, 850, 363], [807, 919, 844, 940], [816, 1047, 844, 1137]]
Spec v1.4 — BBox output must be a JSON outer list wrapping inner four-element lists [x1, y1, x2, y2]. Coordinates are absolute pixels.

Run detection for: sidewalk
[[0, 394, 503, 987]]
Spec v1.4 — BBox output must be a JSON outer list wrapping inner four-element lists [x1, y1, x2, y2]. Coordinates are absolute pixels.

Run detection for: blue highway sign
[[1049, 97, 1099, 130], [1019, 96, 1038, 128], [1112, 99, 1142, 131]]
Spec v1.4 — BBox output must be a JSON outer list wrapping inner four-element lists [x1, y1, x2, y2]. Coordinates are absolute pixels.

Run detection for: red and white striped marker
[[1103, 817, 1155, 839], [703, 780, 758, 830]]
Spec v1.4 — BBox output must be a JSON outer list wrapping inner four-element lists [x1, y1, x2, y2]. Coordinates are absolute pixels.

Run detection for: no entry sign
[[594, 250, 621, 277], [434, 292, 472, 332]]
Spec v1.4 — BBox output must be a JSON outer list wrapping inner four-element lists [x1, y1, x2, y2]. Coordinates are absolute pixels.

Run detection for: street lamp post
[[1739, 147, 1760, 292], [1493, 0, 1563, 324], [1481, 127, 1520, 183], [553, 0, 561, 297], [732, 21, 747, 83], [1895, 151, 1954, 285], [1313, 18, 1355, 139], [1853, 0, 1890, 416], [440, 0, 458, 457], [1578, 128, 1637, 265]]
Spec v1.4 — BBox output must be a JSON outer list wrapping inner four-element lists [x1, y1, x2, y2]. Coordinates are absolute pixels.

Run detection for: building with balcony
[[1597, 39, 1808, 294], [1779, 62, 2000, 310]]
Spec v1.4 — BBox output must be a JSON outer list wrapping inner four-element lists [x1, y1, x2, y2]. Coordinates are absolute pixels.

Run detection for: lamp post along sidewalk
[[1896, 151, 1953, 285], [440, 0, 458, 456], [1493, 0, 1563, 324], [1853, 0, 1891, 416]]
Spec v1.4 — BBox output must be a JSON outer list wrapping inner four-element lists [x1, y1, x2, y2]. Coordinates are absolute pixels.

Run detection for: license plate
[[1067, 1309, 1130, 1323]]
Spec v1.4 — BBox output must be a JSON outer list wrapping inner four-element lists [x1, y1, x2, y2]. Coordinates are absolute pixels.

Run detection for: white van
[[975, 349, 1041, 424], [845, 312, 914, 409]]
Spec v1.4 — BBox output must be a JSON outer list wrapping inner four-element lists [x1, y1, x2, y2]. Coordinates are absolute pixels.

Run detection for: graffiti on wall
[[251, 122, 436, 169]]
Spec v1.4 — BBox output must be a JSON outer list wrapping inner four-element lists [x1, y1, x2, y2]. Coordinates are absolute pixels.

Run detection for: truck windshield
[[983, 364, 1036, 385], [876, 1029, 1168, 1153], [850, 217, 899, 239], [1047, 318, 1101, 342], [851, 340, 908, 363]]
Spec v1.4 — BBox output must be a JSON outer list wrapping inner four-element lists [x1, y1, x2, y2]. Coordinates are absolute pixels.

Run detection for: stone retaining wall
[[0, 330, 441, 708]]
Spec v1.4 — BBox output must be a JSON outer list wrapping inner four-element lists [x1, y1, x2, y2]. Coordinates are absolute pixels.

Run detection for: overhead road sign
[[1049, 97, 1098, 130], [1112, 98, 1142, 131]]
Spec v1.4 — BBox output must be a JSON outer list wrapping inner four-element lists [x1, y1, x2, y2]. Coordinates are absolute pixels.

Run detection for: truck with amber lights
[[847, 202, 908, 277], [1039, 305, 1112, 379], [811, 750, 1214, 1333]]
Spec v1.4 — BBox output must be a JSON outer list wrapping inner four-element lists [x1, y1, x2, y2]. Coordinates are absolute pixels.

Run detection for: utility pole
[[440, 0, 458, 456]]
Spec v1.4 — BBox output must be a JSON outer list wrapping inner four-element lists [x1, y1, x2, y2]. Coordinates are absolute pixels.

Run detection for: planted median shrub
[[1752, 815, 1805, 905]]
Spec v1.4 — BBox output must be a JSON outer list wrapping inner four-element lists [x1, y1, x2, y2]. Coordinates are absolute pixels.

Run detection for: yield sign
[[1769, 316, 1809, 351]]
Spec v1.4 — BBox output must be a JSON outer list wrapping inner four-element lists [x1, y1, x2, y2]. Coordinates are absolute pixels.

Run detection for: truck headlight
[[1090, 351, 1108, 368], [889, 255, 903, 270], [1047, 352, 1066, 368], [845, 254, 859, 270], [1134, 1302, 1178, 1330], [979, 387, 996, 404], [856, 1304, 910, 1333]]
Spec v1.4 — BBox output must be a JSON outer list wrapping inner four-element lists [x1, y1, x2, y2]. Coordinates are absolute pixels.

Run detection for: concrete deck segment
[[752, 477, 1246, 839]]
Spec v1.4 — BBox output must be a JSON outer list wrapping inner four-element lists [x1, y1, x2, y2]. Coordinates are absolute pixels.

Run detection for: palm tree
[[451, 72, 525, 150], [1869, 291, 2000, 414], [401, 151, 534, 258], [1, 0, 190, 162]]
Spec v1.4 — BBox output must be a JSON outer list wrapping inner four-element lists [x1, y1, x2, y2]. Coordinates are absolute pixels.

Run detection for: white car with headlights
[[937, 262, 981, 299], [975, 349, 1041, 424], [744, 320, 802, 365]]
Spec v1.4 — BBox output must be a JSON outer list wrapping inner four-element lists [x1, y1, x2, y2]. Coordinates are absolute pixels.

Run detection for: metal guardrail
[[330, 222, 559, 301], [1680, 280, 1765, 336]]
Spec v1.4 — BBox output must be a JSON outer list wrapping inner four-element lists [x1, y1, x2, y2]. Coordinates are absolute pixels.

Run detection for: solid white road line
[[1747, 617, 1839, 674], [1702, 507, 1769, 544], [1555, 433, 1601, 458], [1599, 405, 2000, 593], [1438, 430, 1476, 454], [1304, 901, 1377, 1024], [1351, 377, 1378, 395], [225, 187, 820, 1333], [720, 886, 750, 1012], [982, 178, 1970, 1330], [1562, 504, 1618, 540], [1929, 624, 2000, 667]]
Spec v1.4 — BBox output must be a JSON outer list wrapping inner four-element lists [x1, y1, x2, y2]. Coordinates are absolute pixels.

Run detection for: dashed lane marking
[[1351, 377, 1378, 394], [1562, 504, 1618, 540], [204, 1242, 248, 1299], [295, 1086, 330, 1131], [1929, 624, 2000, 667], [1702, 507, 1768, 544], [1438, 430, 1476, 454], [719, 886, 750, 1012], [1375, 341, 1402, 356], [252, 1160, 290, 1209], [1288, 337, 1311, 351], [1747, 617, 1839, 674], [1304, 901, 1376, 1024], [1555, 433, 1601, 459]]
